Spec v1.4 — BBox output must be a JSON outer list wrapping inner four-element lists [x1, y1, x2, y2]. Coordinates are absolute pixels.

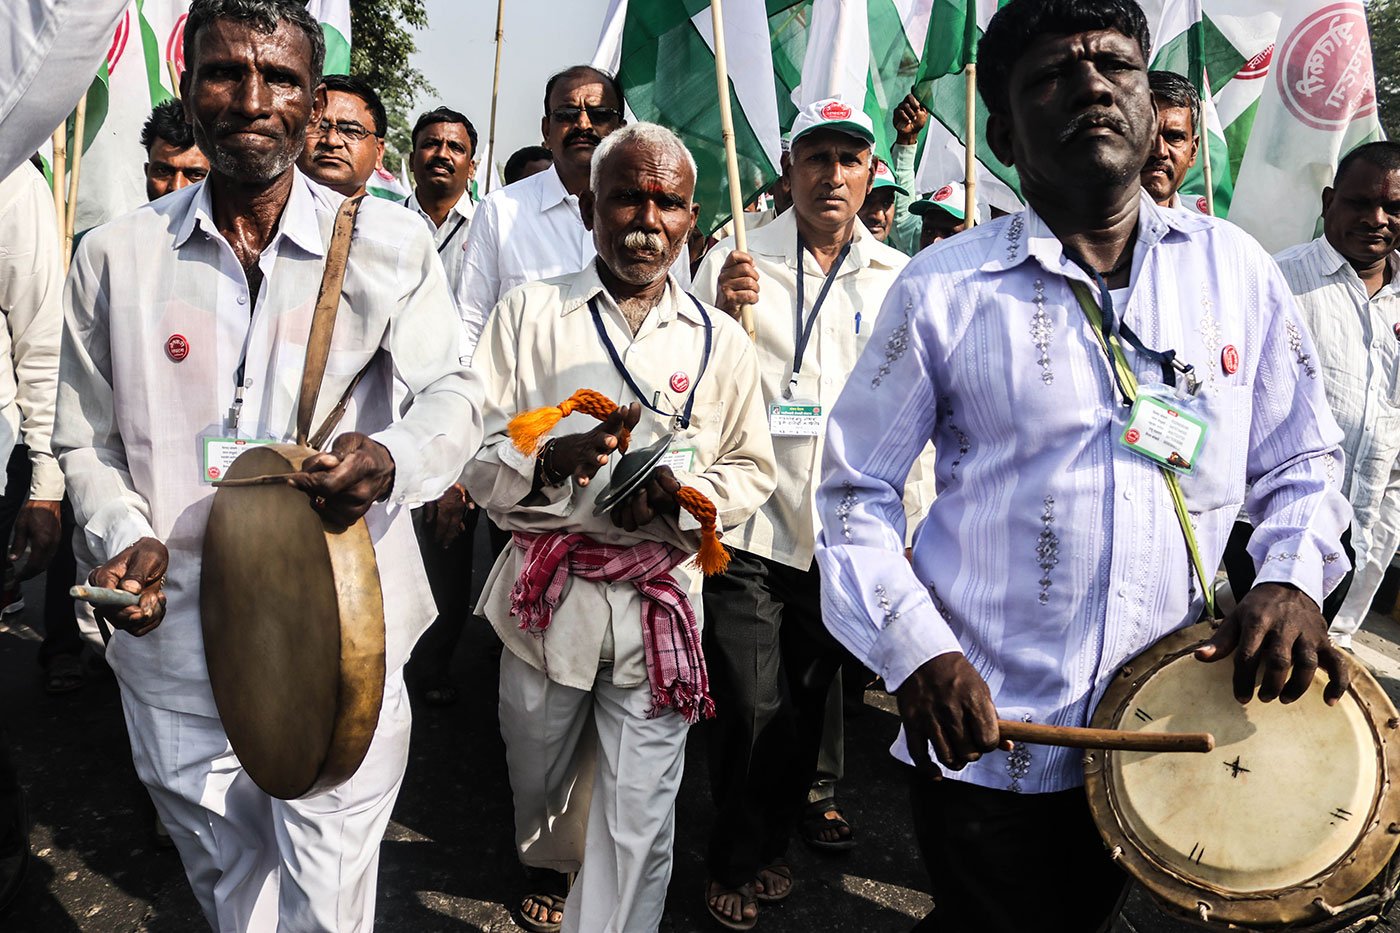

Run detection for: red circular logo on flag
[[669, 372, 690, 393], [1221, 344, 1240, 375], [1277, 2, 1376, 132], [167, 15, 189, 83], [166, 334, 190, 362], [107, 11, 131, 76], [1195, 196, 1210, 214], [933, 185, 953, 202], [820, 101, 853, 120], [1125, 428, 1141, 445], [1238, 44, 1274, 81]]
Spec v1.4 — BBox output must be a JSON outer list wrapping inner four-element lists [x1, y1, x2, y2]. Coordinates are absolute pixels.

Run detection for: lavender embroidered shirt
[[815, 195, 1351, 793]]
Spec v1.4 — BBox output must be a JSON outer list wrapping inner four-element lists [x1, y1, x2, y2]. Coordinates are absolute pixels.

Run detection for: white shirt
[[464, 262, 776, 690], [0, 162, 64, 499], [692, 208, 933, 569], [55, 170, 485, 716], [1275, 235, 1400, 639], [405, 189, 473, 301], [455, 164, 690, 360], [816, 195, 1350, 794]]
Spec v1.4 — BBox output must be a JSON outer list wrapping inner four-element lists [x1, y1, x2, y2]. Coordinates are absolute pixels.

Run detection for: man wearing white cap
[[692, 96, 928, 929], [910, 182, 970, 250], [856, 158, 908, 246]]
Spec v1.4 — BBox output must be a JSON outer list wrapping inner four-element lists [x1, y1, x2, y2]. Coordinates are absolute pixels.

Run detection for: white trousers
[[120, 672, 412, 933], [498, 651, 690, 933]]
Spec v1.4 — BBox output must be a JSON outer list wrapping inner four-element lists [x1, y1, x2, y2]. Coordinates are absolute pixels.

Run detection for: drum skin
[[201, 444, 386, 800], [1086, 621, 1400, 929]]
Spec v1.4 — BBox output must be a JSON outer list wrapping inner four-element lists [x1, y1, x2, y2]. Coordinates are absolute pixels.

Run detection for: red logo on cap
[[1221, 345, 1240, 375], [1125, 428, 1141, 445], [933, 185, 953, 202], [670, 372, 690, 393], [166, 334, 190, 362], [820, 101, 853, 120], [1196, 196, 1210, 214]]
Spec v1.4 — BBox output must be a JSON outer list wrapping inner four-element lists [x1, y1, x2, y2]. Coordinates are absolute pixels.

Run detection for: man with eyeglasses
[[457, 65, 689, 365], [297, 73, 386, 199]]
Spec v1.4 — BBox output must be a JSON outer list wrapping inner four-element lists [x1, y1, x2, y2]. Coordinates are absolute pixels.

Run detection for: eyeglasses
[[307, 119, 376, 142], [548, 106, 622, 126]]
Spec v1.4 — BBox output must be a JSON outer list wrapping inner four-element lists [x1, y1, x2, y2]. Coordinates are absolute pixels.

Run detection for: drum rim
[[1085, 620, 1400, 927], [201, 443, 386, 801]]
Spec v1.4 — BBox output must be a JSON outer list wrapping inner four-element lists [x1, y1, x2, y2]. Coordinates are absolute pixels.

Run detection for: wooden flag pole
[[1199, 72, 1215, 217], [484, 0, 506, 196], [964, 64, 978, 228], [65, 94, 88, 262], [50, 126, 68, 271], [168, 60, 182, 99], [710, 0, 756, 341]]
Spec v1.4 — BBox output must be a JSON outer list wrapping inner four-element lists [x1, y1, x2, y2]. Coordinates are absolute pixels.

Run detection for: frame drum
[[1086, 621, 1400, 930], [201, 444, 386, 800]]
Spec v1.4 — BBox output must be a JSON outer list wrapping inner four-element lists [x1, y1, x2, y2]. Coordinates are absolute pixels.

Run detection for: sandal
[[43, 653, 85, 695], [755, 860, 793, 903], [514, 892, 565, 933], [800, 800, 857, 852], [706, 879, 758, 930]]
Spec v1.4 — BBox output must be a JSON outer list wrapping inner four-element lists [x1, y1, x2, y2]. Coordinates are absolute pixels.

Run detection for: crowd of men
[[0, 0, 1396, 930]]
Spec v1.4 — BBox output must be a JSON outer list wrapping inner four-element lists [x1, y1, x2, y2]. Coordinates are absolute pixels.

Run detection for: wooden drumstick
[[998, 719, 1215, 753], [211, 474, 299, 488], [69, 585, 141, 609]]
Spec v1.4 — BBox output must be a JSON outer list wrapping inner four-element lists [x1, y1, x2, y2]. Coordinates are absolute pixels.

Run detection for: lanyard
[[587, 293, 713, 429], [436, 214, 467, 254], [1067, 252, 1197, 402], [788, 235, 853, 398]]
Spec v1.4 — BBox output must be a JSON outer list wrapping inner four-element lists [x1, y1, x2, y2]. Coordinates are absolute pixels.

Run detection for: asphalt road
[[3, 535, 1400, 932]]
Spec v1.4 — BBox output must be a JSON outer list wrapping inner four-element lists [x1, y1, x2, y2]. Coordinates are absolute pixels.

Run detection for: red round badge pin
[[670, 372, 690, 393], [166, 334, 190, 362], [1221, 344, 1239, 375], [1125, 428, 1141, 445]]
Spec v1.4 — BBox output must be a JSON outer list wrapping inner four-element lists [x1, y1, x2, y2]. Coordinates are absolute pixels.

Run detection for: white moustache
[[623, 231, 666, 251]]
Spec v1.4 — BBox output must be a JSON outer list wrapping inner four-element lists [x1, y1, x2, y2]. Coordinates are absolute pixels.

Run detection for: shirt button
[[1117, 587, 1129, 598], [243, 377, 254, 388], [237, 294, 248, 305], [1123, 489, 1134, 501]]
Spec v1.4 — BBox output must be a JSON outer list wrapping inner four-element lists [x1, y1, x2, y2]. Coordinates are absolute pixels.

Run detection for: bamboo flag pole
[[51, 126, 68, 271], [964, 64, 978, 229], [168, 60, 182, 99], [1199, 70, 1214, 217], [65, 95, 88, 262], [484, 0, 506, 195], [710, 0, 756, 340]]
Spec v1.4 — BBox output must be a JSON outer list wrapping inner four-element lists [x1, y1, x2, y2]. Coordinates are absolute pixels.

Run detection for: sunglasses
[[549, 106, 622, 126]]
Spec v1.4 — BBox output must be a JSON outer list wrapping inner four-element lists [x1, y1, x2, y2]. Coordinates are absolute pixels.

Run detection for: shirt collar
[[750, 207, 897, 274], [561, 259, 703, 325], [174, 169, 326, 257], [1313, 235, 1352, 276], [538, 164, 575, 212], [980, 190, 1207, 283], [407, 189, 474, 225]]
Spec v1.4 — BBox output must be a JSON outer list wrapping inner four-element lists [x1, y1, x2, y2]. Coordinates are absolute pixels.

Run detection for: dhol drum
[[1086, 620, 1400, 930], [201, 443, 386, 800]]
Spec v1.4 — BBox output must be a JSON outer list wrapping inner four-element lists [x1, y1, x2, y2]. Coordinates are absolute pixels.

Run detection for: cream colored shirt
[[0, 162, 63, 499], [464, 262, 776, 690], [693, 207, 933, 568]]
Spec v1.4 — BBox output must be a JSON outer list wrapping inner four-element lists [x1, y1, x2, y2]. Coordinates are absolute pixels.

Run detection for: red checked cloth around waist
[[509, 531, 716, 724]]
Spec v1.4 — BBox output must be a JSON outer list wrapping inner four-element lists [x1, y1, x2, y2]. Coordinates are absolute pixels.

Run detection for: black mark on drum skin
[[1134, 708, 1153, 722], [1330, 807, 1353, 825], [1224, 756, 1251, 779], [1189, 842, 1205, 864]]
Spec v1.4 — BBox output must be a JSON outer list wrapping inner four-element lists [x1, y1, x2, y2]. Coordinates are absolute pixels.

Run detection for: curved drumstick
[[69, 585, 141, 609], [998, 719, 1214, 753]]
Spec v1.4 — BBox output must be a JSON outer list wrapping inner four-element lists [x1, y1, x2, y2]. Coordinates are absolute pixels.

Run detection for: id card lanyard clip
[[786, 235, 853, 400]]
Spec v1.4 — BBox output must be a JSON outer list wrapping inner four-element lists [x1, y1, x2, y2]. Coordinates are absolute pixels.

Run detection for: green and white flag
[[67, 0, 351, 232], [594, 0, 783, 236]]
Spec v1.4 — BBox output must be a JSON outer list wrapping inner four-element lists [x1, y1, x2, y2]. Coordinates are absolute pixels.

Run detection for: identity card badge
[[1119, 391, 1208, 475], [202, 437, 275, 484], [769, 399, 823, 437]]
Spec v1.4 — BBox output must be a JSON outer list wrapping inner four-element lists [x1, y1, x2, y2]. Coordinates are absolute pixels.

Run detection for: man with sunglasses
[[457, 65, 688, 365], [297, 74, 386, 200]]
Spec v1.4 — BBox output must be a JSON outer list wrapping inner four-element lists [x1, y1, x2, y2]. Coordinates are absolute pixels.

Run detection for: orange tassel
[[508, 388, 631, 455], [674, 486, 729, 576]]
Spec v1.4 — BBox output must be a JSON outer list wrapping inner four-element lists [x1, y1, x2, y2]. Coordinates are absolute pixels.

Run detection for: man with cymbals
[[693, 96, 932, 929], [813, 1, 1351, 929], [52, 0, 484, 927], [464, 123, 773, 933]]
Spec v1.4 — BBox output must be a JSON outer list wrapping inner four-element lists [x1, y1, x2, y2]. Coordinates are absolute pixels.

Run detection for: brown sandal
[[755, 860, 793, 903], [706, 879, 758, 930]]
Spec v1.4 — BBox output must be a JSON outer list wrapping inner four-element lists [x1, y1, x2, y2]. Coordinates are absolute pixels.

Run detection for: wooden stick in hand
[[998, 719, 1214, 753]]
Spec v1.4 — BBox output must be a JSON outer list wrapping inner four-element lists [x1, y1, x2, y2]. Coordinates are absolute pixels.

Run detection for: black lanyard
[[1067, 253, 1194, 404], [790, 235, 853, 396], [436, 214, 467, 254], [587, 293, 713, 429]]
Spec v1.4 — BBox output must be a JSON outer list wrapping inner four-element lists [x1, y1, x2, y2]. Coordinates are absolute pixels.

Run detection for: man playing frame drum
[[813, 1, 1352, 930], [52, 1, 484, 928]]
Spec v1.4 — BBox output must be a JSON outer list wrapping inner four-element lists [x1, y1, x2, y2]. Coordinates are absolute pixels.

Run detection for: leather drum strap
[[296, 195, 364, 447]]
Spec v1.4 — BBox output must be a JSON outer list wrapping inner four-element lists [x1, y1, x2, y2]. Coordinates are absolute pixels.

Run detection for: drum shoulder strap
[[297, 194, 365, 448]]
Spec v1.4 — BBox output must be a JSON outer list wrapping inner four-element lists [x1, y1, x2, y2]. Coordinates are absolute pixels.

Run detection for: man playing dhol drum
[[813, 1, 1353, 930]]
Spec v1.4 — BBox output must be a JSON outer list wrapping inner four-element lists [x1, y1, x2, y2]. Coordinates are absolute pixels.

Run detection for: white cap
[[871, 159, 908, 195], [910, 182, 968, 221], [790, 98, 875, 147]]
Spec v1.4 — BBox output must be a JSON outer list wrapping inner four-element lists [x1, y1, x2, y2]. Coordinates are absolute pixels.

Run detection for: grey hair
[[184, 0, 327, 87], [589, 122, 698, 198]]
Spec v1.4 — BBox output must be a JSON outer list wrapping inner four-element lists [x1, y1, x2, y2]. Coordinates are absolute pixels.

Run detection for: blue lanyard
[[790, 235, 853, 396], [587, 293, 713, 429]]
